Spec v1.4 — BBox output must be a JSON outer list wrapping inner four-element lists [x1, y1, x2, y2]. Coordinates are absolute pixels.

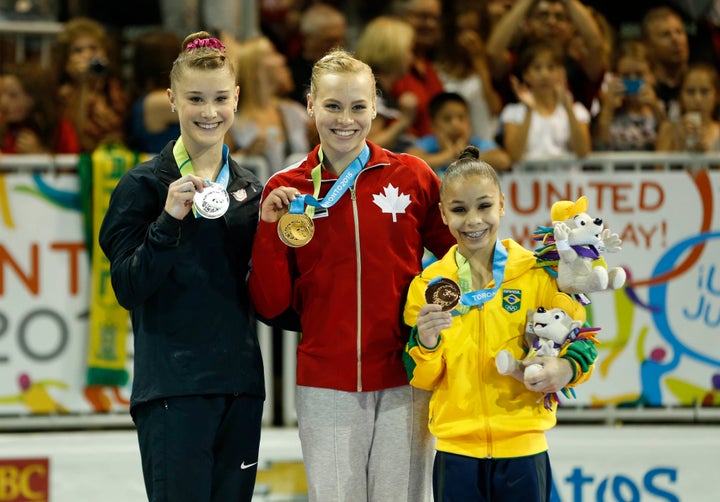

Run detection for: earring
[[234, 107, 238, 113], [372, 113, 377, 119], [309, 111, 314, 118], [171, 105, 176, 112]]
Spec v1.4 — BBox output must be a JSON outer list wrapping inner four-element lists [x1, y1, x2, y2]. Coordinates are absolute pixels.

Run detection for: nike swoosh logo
[[241, 461, 258, 470], [508, 475, 526, 488]]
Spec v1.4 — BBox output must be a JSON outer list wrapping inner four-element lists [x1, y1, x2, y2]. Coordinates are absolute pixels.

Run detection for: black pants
[[133, 394, 263, 502], [433, 450, 552, 502]]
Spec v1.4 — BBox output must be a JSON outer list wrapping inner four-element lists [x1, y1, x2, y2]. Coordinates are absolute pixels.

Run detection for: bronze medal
[[193, 183, 229, 219], [278, 212, 315, 247], [425, 278, 461, 312]]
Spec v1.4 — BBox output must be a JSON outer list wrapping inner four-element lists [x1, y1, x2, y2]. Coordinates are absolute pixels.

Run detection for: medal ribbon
[[453, 240, 508, 315], [288, 143, 370, 217], [173, 137, 230, 217]]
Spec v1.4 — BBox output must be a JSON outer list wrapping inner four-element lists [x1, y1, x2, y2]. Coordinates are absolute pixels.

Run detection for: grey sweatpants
[[296, 385, 434, 502]]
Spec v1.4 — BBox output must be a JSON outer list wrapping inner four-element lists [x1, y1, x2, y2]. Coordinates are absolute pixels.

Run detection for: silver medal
[[193, 182, 230, 219]]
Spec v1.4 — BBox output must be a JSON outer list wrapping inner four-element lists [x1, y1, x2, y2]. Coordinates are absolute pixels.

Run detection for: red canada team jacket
[[249, 141, 454, 392]]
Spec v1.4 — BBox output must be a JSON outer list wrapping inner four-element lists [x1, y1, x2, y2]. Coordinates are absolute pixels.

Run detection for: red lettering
[[0, 244, 39, 296], [639, 181, 664, 210]]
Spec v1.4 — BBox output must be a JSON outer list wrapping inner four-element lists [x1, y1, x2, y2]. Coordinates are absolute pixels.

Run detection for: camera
[[621, 77, 643, 95], [88, 56, 109, 75]]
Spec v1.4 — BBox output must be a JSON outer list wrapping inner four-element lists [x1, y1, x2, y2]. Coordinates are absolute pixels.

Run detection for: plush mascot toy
[[534, 195, 626, 297], [495, 292, 600, 409]]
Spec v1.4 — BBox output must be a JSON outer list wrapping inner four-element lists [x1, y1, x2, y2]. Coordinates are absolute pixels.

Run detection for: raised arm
[[564, 0, 606, 82], [486, 0, 534, 80]]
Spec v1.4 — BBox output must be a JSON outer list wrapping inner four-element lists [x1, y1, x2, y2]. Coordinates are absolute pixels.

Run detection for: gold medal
[[278, 212, 315, 247], [425, 278, 461, 312]]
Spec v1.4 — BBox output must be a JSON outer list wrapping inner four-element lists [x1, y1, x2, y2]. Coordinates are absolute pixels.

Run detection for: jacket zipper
[[339, 160, 389, 392], [351, 186, 363, 391], [478, 303, 494, 458]]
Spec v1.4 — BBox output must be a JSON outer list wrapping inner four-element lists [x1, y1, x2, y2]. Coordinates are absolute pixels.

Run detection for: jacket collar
[[156, 140, 257, 190], [428, 239, 538, 283], [303, 140, 391, 180]]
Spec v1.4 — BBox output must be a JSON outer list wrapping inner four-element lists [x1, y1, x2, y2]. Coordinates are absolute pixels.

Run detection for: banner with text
[[0, 172, 130, 416], [500, 169, 720, 407]]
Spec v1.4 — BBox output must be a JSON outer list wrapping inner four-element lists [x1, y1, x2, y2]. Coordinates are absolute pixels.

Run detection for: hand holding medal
[[166, 175, 206, 220], [259, 187, 316, 247], [262, 144, 370, 248], [193, 181, 229, 219]]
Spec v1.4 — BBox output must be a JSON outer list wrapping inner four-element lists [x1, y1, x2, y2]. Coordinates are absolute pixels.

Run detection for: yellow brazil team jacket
[[403, 239, 595, 459]]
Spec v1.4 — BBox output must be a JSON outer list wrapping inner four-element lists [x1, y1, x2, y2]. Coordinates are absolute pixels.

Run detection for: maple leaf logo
[[372, 183, 411, 222]]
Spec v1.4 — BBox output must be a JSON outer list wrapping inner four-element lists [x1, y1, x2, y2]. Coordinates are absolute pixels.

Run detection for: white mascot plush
[[495, 292, 587, 381], [549, 195, 626, 295]]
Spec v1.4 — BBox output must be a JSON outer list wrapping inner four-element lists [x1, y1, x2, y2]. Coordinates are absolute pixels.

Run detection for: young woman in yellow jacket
[[403, 146, 597, 502]]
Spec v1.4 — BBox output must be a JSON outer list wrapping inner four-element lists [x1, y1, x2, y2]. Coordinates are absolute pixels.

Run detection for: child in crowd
[[56, 17, 128, 152], [436, 3, 502, 143], [407, 92, 510, 174], [403, 146, 597, 501], [0, 63, 79, 154], [593, 40, 664, 151], [500, 42, 591, 162], [656, 63, 720, 153]]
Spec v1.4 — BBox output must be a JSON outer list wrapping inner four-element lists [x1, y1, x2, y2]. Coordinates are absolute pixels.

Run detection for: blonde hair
[[355, 16, 414, 77], [169, 31, 235, 90], [309, 49, 376, 100], [234, 36, 274, 111]]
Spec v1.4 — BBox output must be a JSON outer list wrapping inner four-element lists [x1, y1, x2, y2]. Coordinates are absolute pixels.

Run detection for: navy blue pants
[[133, 394, 263, 502], [433, 450, 551, 502]]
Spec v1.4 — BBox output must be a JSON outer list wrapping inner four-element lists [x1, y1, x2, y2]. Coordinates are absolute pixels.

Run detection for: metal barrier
[[0, 20, 64, 69], [512, 151, 720, 172]]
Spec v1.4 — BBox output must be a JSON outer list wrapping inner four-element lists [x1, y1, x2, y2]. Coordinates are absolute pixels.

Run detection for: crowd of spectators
[[0, 0, 718, 171]]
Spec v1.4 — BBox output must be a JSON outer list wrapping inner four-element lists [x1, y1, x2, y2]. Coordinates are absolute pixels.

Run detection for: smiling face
[[440, 174, 505, 259], [307, 69, 376, 166], [169, 66, 238, 153]]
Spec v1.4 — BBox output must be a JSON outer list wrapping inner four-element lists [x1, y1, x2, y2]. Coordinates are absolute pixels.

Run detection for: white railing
[[512, 151, 720, 172], [0, 20, 64, 68]]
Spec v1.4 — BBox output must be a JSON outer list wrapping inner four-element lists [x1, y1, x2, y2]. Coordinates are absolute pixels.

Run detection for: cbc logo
[[0, 459, 49, 502]]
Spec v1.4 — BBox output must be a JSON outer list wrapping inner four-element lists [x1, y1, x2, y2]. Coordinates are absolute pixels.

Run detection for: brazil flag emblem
[[502, 289, 521, 313]]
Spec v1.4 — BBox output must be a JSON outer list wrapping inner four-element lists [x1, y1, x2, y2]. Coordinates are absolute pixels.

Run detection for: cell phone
[[621, 77, 643, 95]]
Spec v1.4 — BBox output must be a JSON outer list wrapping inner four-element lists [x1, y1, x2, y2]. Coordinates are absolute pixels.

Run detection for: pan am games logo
[[503, 289, 521, 313]]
